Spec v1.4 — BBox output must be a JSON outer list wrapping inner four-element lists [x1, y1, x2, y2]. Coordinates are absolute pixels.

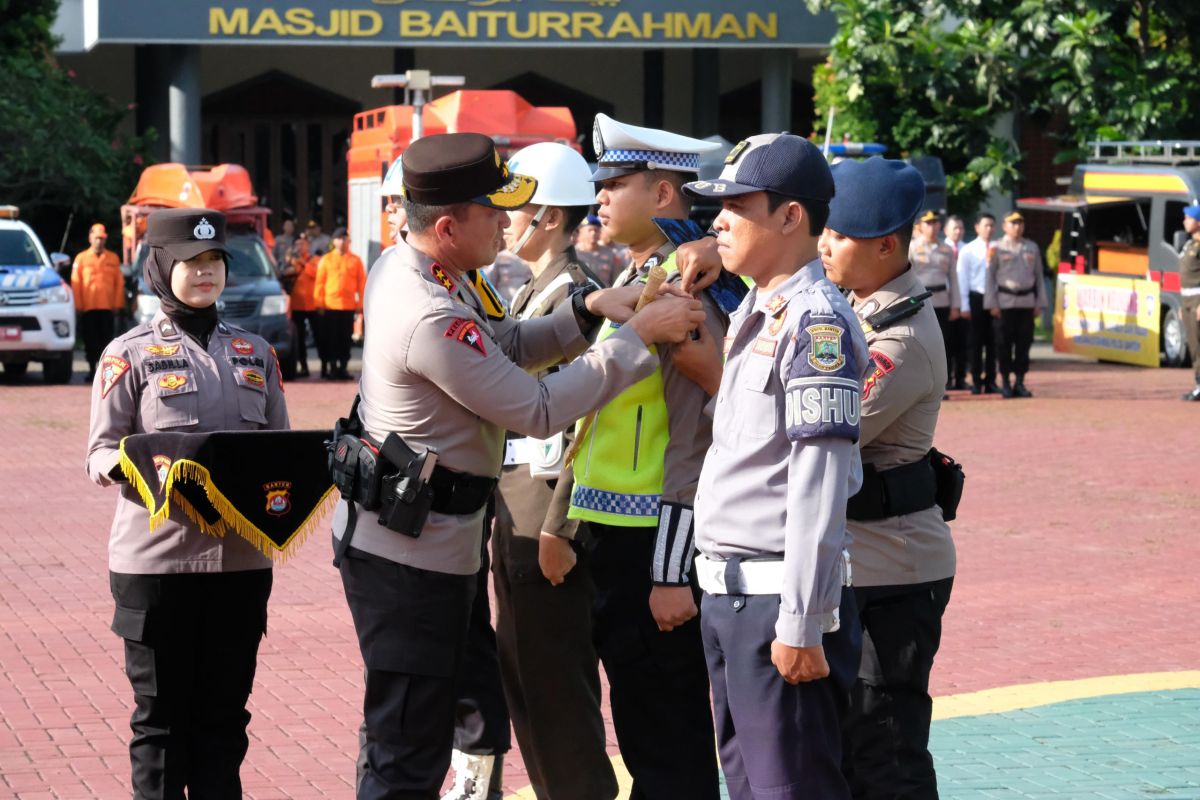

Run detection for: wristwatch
[[571, 284, 603, 330]]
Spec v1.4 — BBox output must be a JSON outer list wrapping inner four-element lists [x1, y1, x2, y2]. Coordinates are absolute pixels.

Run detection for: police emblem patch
[[193, 217, 216, 240], [244, 369, 265, 387], [153, 455, 172, 488], [768, 308, 787, 337], [766, 295, 786, 314], [431, 264, 455, 292], [158, 373, 188, 390], [231, 338, 254, 355], [145, 344, 181, 357], [100, 355, 130, 399], [805, 324, 846, 372], [445, 318, 487, 356], [263, 480, 292, 517], [862, 350, 896, 400]]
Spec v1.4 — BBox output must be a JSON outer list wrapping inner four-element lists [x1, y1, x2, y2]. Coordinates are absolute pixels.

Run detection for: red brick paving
[[1, 345, 1198, 797]]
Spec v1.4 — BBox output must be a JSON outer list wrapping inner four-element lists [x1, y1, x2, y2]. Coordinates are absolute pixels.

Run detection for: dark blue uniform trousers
[[701, 586, 862, 800]]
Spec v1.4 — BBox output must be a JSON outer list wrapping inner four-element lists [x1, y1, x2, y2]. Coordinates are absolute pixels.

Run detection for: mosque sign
[[84, 0, 834, 48]]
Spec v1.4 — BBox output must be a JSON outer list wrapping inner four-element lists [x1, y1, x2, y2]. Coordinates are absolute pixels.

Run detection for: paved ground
[[1, 343, 1198, 798]]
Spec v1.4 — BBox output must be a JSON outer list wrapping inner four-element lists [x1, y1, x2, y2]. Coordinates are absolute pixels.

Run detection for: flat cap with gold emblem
[[1004, 210, 1025, 223], [145, 208, 230, 261], [401, 132, 536, 210], [918, 210, 941, 224], [590, 113, 722, 182]]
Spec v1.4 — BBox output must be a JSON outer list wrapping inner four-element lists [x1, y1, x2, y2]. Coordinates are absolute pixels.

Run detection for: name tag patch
[[144, 357, 190, 374]]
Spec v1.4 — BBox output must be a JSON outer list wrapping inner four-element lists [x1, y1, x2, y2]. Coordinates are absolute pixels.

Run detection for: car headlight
[[136, 294, 162, 321], [38, 285, 72, 304], [260, 294, 288, 316]]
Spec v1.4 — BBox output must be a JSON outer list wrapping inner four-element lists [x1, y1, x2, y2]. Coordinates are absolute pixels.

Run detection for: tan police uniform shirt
[[985, 237, 1046, 311], [497, 247, 601, 542], [85, 312, 290, 574], [909, 238, 961, 310], [331, 237, 658, 576], [849, 269, 956, 587]]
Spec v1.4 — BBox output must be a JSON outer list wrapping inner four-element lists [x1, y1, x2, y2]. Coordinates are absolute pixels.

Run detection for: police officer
[[1178, 204, 1200, 401], [909, 211, 960, 390], [334, 132, 705, 800], [818, 158, 957, 800], [487, 142, 618, 800], [85, 208, 289, 799], [683, 134, 867, 800], [565, 113, 725, 800], [984, 211, 1045, 398]]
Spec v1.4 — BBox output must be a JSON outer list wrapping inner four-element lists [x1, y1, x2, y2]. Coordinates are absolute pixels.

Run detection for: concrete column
[[761, 49, 794, 133], [643, 50, 664, 128], [167, 46, 201, 164], [692, 49, 720, 138], [135, 46, 172, 163]]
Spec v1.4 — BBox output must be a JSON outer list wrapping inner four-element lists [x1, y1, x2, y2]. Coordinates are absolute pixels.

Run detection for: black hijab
[[144, 245, 226, 347]]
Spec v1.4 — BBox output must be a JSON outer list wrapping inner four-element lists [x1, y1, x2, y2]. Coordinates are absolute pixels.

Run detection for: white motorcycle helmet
[[505, 142, 596, 256], [379, 157, 404, 198]]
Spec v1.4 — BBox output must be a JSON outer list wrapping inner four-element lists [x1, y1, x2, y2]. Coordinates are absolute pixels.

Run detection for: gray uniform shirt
[[85, 312, 290, 574], [332, 237, 658, 575], [695, 261, 870, 648], [909, 238, 960, 310], [985, 237, 1046, 310], [850, 269, 956, 587]]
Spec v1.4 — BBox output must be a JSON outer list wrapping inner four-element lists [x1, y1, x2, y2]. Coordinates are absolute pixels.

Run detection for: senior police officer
[[685, 133, 869, 800], [333, 132, 705, 800], [818, 158, 957, 800], [1178, 204, 1200, 401], [984, 211, 1045, 398], [909, 211, 960, 390]]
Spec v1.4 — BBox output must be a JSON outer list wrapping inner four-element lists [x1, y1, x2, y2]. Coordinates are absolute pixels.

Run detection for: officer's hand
[[1195, 304, 1200, 322], [585, 285, 643, 323], [990, 308, 1001, 318], [649, 585, 698, 632], [539, 533, 576, 586], [628, 296, 706, 345], [961, 310, 971, 321], [670, 320, 722, 396], [676, 238, 723, 294], [949, 308, 961, 321], [770, 640, 829, 684]]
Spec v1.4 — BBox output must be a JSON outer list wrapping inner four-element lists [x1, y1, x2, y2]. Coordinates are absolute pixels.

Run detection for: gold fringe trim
[[117, 441, 162, 519]]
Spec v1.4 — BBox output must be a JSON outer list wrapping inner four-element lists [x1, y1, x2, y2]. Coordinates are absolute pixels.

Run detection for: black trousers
[[341, 545, 476, 800], [493, 517, 617, 800], [702, 587, 861, 800], [992, 308, 1035, 380], [931, 307, 953, 388], [1184, 296, 1200, 384], [947, 317, 968, 386], [842, 578, 954, 800], [82, 309, 115, 369], [109, 570, 272, 800], [966, 292, 995, 386], [293, 310, 318, 372], [589, 523, 720, 800], [323, 310, 355, 367]]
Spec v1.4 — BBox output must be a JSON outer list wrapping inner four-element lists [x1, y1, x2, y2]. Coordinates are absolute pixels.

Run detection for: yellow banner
[[1053, 274, 1160, 368]]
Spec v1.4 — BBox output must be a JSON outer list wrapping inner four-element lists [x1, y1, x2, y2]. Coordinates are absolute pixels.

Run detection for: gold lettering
[[674, 12, 710, 39], [249, 8, 287, 36], [539, 11, 571, 39], [400, 10, 432, 37], [747, 12, 777, 39], [432, 10, 468, 37], [572, 11, 604, 38], [351, 10, 382, 36], [641, 12, 673, 38], [476, 10, 504, 37], [314, 9, 340, 36], [506, 11, 537, 39], [710, 13, 746, 39], [283, 7, 315, 35], [210, 7, 249, 35], [606, 11, 643, 38]]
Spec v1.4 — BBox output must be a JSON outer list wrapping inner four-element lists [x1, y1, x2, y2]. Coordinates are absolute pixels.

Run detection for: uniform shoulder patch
[[862, 349, 896, 400], [431, 263, 455, 292], [469, 270, 508, 321], [99, 355, 130, 399], [784, 312, 861, 443], [445, 318, 488, 356]]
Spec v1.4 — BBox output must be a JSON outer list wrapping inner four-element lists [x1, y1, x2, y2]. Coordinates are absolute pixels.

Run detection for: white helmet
[[379, 157, 404, 198], [506, 143, 596, 208]]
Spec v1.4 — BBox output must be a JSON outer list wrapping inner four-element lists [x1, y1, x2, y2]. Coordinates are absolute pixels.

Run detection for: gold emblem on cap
[[725, 140, 750, 165]]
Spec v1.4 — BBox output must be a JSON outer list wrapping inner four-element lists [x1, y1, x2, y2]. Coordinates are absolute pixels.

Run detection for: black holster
[[847, 448, 965, 522]]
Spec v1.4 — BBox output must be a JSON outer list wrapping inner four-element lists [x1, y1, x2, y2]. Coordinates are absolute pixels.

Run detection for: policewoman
[[686, 134, 869, 800], [85, 208, 289, 798], [333, 132, 703, 800], [817, 158, 956, 799]]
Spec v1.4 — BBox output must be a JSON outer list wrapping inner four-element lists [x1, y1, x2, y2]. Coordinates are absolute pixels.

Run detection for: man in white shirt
[[956, 213, 998, 394]]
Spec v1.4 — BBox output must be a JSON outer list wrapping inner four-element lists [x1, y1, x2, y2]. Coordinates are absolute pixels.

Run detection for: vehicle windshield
[[135, 230, 274, 286], [0, 229, 45, 268]]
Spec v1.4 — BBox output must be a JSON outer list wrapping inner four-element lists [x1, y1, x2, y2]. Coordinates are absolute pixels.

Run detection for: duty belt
[[694, 550, 852, 595], [924, 284, 947, 292], [847, 456, 937, 521], [997, 285, 1037, 296]]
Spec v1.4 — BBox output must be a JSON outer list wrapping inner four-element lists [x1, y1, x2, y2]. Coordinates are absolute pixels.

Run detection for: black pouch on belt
[[847, 457, 938, 521], [376, 433, 438, 538], [930, 447, 965, 521]]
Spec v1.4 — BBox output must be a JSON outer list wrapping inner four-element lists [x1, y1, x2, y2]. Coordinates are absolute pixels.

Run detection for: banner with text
[[1053, 274, 1161, 368]]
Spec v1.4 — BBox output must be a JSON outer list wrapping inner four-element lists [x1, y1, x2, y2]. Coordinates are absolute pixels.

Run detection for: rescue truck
[[1019, 140, 1200, 366], [0, 205, 75, 383], [347, 74, 578, 266], [121, 164, 297, 378]]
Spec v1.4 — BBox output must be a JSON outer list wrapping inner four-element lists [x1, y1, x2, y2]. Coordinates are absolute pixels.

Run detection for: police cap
[[682, 133, 834, 204], [918, 210, 940, 224], [401, 133, 536, 210], [826, 157, 925, 239], [590, 114, 721, 182], [1185, 204, 1200, 221], [145, 208, 230, 261]]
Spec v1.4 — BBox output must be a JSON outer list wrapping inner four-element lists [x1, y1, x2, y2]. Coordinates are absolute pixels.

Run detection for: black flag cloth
[[119, 430, 336, 561]]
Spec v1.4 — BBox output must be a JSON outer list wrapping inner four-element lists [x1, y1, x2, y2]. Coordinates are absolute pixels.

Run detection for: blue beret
[[1185, 204, 1200, 221], [827, 157, 926, 239]]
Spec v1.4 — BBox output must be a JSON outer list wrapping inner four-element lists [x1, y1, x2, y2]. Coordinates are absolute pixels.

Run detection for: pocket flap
[[742, 355, 776, 393], [111, 605, 148, 642]]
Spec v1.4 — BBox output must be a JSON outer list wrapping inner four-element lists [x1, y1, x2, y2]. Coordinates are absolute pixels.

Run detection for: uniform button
[[732, 599, 742, 609]]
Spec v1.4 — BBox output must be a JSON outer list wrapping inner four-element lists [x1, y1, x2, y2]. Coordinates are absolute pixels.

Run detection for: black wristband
[[571, 284, 603, 330]]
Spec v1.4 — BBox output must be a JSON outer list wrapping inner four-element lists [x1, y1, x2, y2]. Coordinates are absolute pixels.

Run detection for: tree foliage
[[808, 0, 1200, 214]]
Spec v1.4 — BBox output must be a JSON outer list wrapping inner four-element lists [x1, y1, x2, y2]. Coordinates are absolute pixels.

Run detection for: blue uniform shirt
[[694, 259, 870, 648]]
